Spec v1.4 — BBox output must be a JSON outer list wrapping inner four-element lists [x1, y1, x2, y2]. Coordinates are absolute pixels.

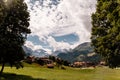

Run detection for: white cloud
[[25, 0, 97, 52], [47, 36, 71, 51], [24, 41, 52, 54], [24, 41, 43, 51], [44, 48, 52, 54]]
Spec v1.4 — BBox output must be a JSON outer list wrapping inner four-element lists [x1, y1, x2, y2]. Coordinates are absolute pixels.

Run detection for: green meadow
[[0, 63, 120, 80]]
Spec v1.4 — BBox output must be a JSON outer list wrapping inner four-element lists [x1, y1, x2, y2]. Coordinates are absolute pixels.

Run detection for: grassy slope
[[0, 63, 120, 80]]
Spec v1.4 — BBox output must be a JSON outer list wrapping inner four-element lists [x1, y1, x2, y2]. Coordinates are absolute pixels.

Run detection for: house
[[73, 61, 96, 68], [25, 56, 35, 64], [37, 57, 54, 68], [100, 61, 106, 66], [73, 61, 86, 67]]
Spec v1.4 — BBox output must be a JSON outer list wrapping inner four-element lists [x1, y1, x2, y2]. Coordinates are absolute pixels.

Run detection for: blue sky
[[27, 33, 79, 47], [53, 33, 79, 45], [24, 0, 97, 54]]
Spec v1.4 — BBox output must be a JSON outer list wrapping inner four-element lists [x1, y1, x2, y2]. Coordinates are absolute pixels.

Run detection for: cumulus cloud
[[24, 41, 43, 51], [25, 0, 97, 52], [24, 41, 52, 54], [47, 36, 71, 51]]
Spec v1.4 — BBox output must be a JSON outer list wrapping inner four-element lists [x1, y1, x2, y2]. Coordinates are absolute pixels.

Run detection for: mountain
[[23, 42, 101, 62], [73, 42, 93, 52], [33, 49, 48, 57], [52, 49, 70, 56], [23, 46, 48, 57], [57, 42, 101, 63]]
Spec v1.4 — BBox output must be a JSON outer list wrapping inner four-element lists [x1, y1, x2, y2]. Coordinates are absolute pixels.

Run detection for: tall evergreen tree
[[0, 0, 30, 74], [91, 0, 120, 68]]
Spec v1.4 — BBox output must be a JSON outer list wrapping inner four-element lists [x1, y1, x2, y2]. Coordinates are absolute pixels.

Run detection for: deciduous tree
[[0, 0, 30, 74]]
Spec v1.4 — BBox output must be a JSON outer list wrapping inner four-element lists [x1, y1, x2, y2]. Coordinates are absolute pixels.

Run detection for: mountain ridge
[[57, 42, 101, 63], [23, 42, 101, 63], [23, 46, 48, 57]]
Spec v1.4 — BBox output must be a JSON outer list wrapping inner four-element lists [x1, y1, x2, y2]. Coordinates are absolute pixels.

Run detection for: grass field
[[0, 63, 120, 80]]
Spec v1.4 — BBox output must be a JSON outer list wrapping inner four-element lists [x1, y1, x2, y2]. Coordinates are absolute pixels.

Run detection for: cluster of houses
[[24, 56, 106, 68], [71, 61, 96, 68], [71, 61, 106, 68], [25, 56, 54, 68], [24, 55, 67, 69]]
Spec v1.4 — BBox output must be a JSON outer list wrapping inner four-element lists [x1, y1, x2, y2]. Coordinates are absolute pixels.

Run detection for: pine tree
[[91, 0, 120, 68]]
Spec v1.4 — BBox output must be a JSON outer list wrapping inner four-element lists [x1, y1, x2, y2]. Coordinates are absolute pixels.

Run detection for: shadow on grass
[[0, 73, 46, 80]]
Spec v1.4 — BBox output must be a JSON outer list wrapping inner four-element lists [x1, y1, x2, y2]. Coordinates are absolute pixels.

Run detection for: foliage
[[49, 55, 70, 67], [0, 0, 30, 73], [0, 1, 6, 26], [91, 0, 120, 68]]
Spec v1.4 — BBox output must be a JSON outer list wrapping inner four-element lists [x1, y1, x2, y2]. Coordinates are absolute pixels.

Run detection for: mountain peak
[[57, 42, 100, 63], [23, 46, 48, 57], [73, 42, 92, 52]]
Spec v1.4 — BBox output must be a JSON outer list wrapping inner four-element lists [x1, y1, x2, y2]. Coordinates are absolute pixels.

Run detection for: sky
[[24, 0, 97, 54]]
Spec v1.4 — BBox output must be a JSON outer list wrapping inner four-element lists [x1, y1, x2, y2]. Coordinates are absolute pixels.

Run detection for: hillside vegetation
[[58, 42, 101, 63]]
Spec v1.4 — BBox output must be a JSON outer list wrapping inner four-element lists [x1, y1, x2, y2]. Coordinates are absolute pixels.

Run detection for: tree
[[49, 55, 56, 62], [0, 0, 6, 25], [91, 0, 120, 68], [0, 0, 30, 74]]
